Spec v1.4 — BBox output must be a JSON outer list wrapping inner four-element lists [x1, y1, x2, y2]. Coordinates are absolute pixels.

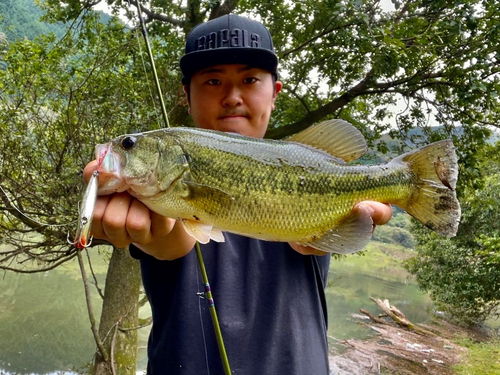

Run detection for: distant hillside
[[0, 0, 65, 41], [363, 126, 499, 164], [0, 0, 111, 43]]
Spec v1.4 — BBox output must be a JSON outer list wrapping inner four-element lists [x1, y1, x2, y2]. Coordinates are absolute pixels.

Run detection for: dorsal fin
[[286, 119, 367, 162]]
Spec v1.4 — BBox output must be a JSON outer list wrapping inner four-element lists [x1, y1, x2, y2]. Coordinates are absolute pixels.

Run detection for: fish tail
[[394, 140, 461, 237]]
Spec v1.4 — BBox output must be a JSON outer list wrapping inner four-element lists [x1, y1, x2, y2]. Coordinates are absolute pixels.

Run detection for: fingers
[[126, 199, 153, 244], [91, 193, 130, 248], [102, 193, 134, 247], [289, 242, 329, 256], [150, 211, 176, 238], [83, 160, 98, 183], [90, 195, 111, 240], [356, 201, 393, 226], [91, 192, 157, 249]]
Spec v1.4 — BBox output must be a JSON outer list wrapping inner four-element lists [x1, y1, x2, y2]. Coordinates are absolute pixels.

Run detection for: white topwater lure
[[68, 170, 99, 249]]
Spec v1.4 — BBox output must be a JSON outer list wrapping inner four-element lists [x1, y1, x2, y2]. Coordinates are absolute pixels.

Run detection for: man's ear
[[272, 81, 283, 110], [274, 81, 283, 96]]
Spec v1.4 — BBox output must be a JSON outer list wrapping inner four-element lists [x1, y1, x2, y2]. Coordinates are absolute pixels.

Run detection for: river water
[[0, 243, 433, 374]]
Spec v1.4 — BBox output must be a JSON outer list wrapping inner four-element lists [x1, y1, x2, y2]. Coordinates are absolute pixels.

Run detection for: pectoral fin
[[181, 220, 225, 244], [298, 205, 374, 254], [178, 181, 231, 244], [183, 181, 235, 211]]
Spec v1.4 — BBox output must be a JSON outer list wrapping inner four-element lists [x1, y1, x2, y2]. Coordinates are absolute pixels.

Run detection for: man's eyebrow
[[198, 65, 256, 75], [237, 65, 256, 72], [199, 68, 224, 75]]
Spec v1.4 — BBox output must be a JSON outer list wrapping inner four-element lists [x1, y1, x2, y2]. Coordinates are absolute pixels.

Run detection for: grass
[[453, 335, 500, 374]]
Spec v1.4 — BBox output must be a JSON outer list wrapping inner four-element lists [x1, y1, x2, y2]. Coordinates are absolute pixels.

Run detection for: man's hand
[[83, 161, 196, 260], [290, 201, 393, 256]]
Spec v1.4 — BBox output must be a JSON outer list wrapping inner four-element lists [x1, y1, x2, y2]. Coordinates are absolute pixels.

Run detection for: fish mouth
[[95, 143, 128, 195], [96, 144, 116, 171]]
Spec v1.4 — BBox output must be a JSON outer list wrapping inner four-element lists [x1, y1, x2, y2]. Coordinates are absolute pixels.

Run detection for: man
[[84, 14, 392, 374]]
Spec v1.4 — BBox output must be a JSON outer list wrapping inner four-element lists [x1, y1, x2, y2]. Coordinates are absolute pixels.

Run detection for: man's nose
[[222, 85, 243, 107]]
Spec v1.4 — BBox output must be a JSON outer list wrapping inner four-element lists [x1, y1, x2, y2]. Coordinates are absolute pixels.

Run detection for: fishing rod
[[135, 1, 169, 128], [134, 3, 231, 374]]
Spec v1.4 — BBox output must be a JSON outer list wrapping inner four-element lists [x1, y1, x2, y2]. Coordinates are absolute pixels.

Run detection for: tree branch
[[127, 0, 184, 27], [0, 252, 77, 273], [85, 0, 102, 7], [283, 83, 311, 114], [77, 249, 110, 362], [119, 317, 152, 332], [280, 20, 362, 58], [266, 69, 375, 139], [280, 8, 446, 58], [85, 248, 105, 299], [408, 92, 499, 127], [209, 0, 239, 20], [369, 297, 436, 336], [360, 308, 392, 325], [0, 185, 46, 231], [110, 316, 122, 375]]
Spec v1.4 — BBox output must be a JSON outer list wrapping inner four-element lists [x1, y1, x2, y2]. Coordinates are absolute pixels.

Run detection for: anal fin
[[298, 205, 374, 254]]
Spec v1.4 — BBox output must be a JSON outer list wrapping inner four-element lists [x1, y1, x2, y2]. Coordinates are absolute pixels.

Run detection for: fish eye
[[121, 136, 136, 150]]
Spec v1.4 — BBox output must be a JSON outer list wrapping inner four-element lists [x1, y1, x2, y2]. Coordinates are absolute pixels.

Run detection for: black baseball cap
[[180, 14, 279, 85]]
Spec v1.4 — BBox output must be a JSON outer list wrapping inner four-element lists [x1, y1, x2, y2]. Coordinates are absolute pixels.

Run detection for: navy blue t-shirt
[[131, 233, 331, 374]]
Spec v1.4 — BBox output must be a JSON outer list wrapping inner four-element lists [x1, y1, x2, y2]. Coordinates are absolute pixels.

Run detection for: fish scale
[[95, 120, 460, 254]]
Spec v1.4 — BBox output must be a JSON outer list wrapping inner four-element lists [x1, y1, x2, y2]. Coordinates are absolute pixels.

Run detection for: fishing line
[[128, 3, 159, 121], [135, 30, 159, 118], [134, 0, 170, 128], [196, 258, 211, 375], [0, 185, 67, 228]]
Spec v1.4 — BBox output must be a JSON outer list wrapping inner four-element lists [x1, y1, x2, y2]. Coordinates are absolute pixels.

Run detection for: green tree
[[0, 10, 175, 373], [405, 141, 500, 326], [43, 0, 500, 141], [1, 0, 499, 372], [0, 0, 66, 42]]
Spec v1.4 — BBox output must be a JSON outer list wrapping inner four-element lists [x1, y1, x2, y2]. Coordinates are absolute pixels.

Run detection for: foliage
[[372, 211, 415, 248], [0, 0, 66, 42], [0, 8, 183, 271], [373, 223, 415, 248], [405, 142, 500, 326], [40, 0, 500, 141], [0, 10, 181, 371]]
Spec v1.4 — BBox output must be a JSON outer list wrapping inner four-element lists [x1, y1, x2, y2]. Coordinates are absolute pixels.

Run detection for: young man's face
[[186, 64, 282, 138]]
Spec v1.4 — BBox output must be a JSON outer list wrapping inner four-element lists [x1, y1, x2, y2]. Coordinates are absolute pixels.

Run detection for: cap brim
[[180, 48, 278, 84]]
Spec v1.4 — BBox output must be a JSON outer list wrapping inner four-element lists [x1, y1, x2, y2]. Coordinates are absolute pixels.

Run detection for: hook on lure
[[68, 170, 99, 249]]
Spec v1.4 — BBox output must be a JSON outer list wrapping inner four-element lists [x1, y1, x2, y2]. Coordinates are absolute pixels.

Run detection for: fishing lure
[[68, 170, 99, 249]]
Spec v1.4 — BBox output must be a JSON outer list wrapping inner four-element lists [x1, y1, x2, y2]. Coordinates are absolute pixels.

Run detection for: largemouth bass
[[95, 120, 460, 254]]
